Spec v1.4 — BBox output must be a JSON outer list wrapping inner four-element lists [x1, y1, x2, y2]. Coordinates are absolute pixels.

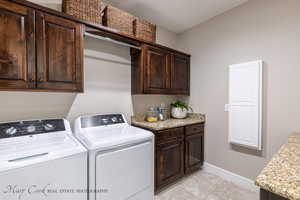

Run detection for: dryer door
[[95, 141, 154, 200]]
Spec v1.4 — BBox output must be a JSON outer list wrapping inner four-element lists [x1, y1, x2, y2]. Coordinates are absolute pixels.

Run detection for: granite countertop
[[131, 113, 205, 131], [255, 132, 300, 200]]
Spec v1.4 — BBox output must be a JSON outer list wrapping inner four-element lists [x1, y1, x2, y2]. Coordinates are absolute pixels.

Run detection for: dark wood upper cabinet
[[171, 53, 190, 95], [144, 46, 170, 94], [131, 45, 190, 95], [0, 0, 191, 93], [0, 0, 84, 93], [36, 12, 84, 92], [0, 0, 35, 90]]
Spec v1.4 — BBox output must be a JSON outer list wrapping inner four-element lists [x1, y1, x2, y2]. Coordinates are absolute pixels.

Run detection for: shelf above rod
[[84, 32, 142, 50]]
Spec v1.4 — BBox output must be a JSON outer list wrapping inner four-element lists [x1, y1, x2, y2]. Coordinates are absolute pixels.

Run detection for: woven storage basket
[[62, 0, 102, 24], [134, 18, 156, 43], [102, 5, 135, 36]]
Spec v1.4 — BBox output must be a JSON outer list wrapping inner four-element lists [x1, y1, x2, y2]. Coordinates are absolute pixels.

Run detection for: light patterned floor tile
[[155, 171, 259, 200]]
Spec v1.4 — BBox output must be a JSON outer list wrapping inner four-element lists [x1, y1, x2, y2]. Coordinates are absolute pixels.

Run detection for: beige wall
[[0, 1, 179, 124], [67, 38, 182, 124], [156, 27, 178, 49], [177, 0, 300, 180]]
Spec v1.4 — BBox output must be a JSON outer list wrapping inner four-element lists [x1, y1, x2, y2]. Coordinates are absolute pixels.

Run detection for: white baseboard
[[203, 162, 259, 193]]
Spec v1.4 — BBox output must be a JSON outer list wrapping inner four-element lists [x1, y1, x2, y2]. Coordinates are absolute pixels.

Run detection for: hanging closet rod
[[84, 32, 141, 50]]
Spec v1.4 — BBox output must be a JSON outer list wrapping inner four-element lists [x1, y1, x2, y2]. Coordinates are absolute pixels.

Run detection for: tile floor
[[155, 171, 259, 200]]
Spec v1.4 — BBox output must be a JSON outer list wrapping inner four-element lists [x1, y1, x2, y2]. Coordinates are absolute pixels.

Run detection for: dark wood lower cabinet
[[260, 189, 288, 200], [155, 124, 204, 192], [155, 127, 185, 191], [185, 132, 204, 174], [156, 139, 184, 191], [134, 123, 205, 193]]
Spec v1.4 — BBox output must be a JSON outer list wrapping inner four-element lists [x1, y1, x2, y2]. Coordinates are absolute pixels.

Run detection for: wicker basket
[[62, 0, 102, 24], [134, 18, 156, 43], [102, 5, 135, 36]]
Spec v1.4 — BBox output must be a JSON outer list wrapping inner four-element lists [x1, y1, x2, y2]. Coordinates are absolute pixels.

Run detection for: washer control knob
[[111, 117, 118, 123], [101, 118, 109, 124], [6, 127, 17, 136], [44, 124, 55, 131], [118, 117, 124, 122], [27, 126, 36, 133]]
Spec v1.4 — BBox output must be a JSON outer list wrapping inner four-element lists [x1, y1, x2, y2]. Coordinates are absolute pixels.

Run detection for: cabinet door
[[36, 12, 84, 92], [144, 45, 171, 94], [185, 132, 204, 174], [156, 140, 184, 190], [260, 189, 288, 200], [171, 53, 190, 95], [0, 1, 35, 90]]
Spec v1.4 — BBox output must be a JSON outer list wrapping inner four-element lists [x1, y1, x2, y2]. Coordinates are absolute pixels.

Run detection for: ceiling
[[104, 0, 248, 33], [31, 0, 248, 33]]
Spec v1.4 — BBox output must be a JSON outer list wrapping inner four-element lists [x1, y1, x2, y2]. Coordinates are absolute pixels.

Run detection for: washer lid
[[0, 133, 86, 160], [0, 119, 87, 172], [76, 125, 153, 151], [0, 133, 87, 172]]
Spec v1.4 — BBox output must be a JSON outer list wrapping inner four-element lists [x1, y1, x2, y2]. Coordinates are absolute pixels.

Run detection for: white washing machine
[[74, 114, 154, 200], [0, 119, 88, 200]]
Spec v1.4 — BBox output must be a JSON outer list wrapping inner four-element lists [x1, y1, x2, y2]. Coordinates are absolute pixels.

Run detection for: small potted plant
[[170, 100, 193, 119]]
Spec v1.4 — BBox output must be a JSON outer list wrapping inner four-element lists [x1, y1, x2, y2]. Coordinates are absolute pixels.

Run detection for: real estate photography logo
[[2, 184, 108, 200]]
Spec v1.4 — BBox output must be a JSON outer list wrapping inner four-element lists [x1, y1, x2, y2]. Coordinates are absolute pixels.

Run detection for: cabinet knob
[[0, 58, 12, 64], [38, 77, 43, 82]]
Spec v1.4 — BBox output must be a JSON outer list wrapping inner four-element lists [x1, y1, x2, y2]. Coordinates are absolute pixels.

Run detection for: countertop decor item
[[145, 107, 158, 123], [131, 113, 205, 131], [255, 132, 300, 200], [157, 103, 168, 121], [171, 100, 193, 119]]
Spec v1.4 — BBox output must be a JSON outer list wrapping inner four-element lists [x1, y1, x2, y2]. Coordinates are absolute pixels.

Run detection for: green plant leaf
[[170, 100, 193, 111]]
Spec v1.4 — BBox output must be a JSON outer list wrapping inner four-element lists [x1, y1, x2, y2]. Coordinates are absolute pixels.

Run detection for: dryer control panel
[[81, 114, 125, 128]]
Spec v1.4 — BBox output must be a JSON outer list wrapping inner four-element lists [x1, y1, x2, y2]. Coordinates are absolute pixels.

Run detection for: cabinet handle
[[0, 58, 11, 64], [37, 77, 43, 83]]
